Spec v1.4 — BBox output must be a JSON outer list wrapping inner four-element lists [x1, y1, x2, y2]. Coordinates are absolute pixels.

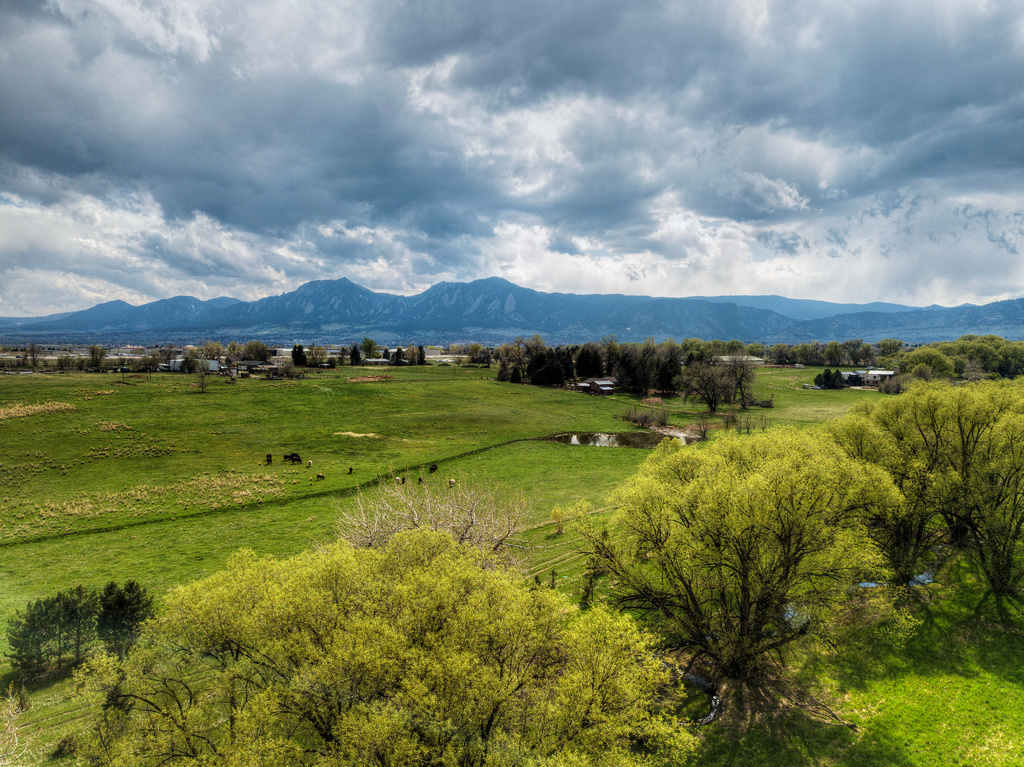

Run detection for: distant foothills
[[2, 276, 1022, 346]]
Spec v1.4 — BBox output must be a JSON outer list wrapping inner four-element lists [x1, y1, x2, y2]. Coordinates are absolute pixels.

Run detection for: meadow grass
[[1, 365, 1019, 766]]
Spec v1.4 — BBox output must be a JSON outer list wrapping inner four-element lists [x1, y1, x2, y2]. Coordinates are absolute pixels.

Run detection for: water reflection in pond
[[547, 432, 677, 448]]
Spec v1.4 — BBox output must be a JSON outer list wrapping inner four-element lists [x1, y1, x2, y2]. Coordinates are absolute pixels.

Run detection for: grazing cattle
[[284, 453, 302, 464], [429, 464, 438, 473], [316, 473, 325, 481], [449, 478, 456, 488], [265, 454, 273, 465], [418, 476, 423, 484], [307, 460, 313, 468], [348, 467, 353, 474]]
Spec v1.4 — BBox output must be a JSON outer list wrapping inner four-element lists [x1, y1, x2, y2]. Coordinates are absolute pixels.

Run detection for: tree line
[[5, 581, 154, 679]]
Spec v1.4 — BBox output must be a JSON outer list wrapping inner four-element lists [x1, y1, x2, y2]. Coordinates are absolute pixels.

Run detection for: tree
[[60, 585, 100, 667], [827, 413, 946, 588], [97, 581, 154, 658], [360, 337, 379, 360], [179, 348, 200, 374], [575, 342, 604, 379], [582, 431, 898, 699], [339, 476, 529, 565], [768, 343, 791, 365], [199, 341, 223, 361], [615, 340, 658, 395], [306, 344, 326, 367], [349, 343, 361, 366], [837, 382, 1024, 598], [901, 347, 954, 378], [242, 340, 270, 362], [88, 345, 107, 370], [1, 685, 27, 767], [77, 533, 692, 766], [291, 344, 307, 367], [6, 600, 54, 678], [417, 344, 427, 365], [825, 341, 844, 367], [876, 338, 904, 360], [722, 356, 756, 406], [24, 342, 39, 368], [681, 359, 731, 413], [392, 345, 406, 365]]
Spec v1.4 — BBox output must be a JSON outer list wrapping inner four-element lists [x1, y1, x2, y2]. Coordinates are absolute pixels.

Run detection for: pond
[[546, 432, 678, 448]]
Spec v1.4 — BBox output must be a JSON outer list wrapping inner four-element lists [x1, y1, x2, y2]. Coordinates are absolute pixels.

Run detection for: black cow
[[284, 452, 302, 464]]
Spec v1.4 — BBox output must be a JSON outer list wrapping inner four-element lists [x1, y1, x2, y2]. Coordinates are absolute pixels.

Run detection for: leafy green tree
[[88, 345, 107, 369], [291, 343, 307, 367], [839, 382, 1024, 598], [901, 347, 954, 378], [77, 533, 692, 766], [242, 340, 270, 362], [825, 341, 844, 366], [417, 344, 427, 365], [349, 343, 361, 366], [97, 581, 154, 658], [876, 338, 904, 361], [360, 337, 379, 360], [306, 344, 326, 367], [583, 431, 898, 698], [199, 340, 223, 361]]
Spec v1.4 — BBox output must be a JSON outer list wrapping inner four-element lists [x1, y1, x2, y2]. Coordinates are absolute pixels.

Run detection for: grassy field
[[4, 365, 1022, 766]]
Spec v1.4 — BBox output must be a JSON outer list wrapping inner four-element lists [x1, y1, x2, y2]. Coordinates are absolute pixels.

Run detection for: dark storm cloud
[[2, 0, 1024, 316]]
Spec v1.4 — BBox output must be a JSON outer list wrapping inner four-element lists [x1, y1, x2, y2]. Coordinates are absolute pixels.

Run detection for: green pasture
[[5, 365, 1020, 767]]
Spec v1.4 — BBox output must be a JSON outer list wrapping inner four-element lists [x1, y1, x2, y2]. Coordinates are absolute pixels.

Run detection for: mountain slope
[[1, 278, 1019, 346]]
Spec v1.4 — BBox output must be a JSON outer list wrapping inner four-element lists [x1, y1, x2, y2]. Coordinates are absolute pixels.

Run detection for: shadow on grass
[[690, 702, 918, 767]]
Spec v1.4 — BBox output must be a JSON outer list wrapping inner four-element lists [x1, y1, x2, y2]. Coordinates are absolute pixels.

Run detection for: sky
[[1, 0, 1023, 317]]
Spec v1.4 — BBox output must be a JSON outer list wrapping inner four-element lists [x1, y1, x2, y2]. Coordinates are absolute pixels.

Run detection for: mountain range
[[1, 277, 1019, 346]]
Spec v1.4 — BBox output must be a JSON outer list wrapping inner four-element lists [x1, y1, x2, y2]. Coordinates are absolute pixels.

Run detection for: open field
[[3, 366, 1022, 766]]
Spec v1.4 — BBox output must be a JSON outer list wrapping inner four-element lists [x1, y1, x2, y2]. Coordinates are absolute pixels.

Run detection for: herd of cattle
[[264, 453, 443, 485]]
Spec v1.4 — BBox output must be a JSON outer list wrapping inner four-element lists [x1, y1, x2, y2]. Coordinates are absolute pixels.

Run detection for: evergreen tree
[[6, 600, 54, 678], [97, 581, 154, 658]]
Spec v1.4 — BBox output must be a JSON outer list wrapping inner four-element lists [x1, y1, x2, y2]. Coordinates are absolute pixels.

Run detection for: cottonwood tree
[[88, 345, 107, 369], [681, 359, 731, 413], [242, 340, 270, 362], [76, 533, 692, 766], [835, 381, 1024, 600], [582, 431, 900, 717], [306, 345, 326, 367]]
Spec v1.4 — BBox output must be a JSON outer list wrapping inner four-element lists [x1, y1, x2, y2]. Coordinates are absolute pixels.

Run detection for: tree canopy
[[583, 431, 899, 692], [831, 380, 1024, 598], [77, 532, 692, 766]]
